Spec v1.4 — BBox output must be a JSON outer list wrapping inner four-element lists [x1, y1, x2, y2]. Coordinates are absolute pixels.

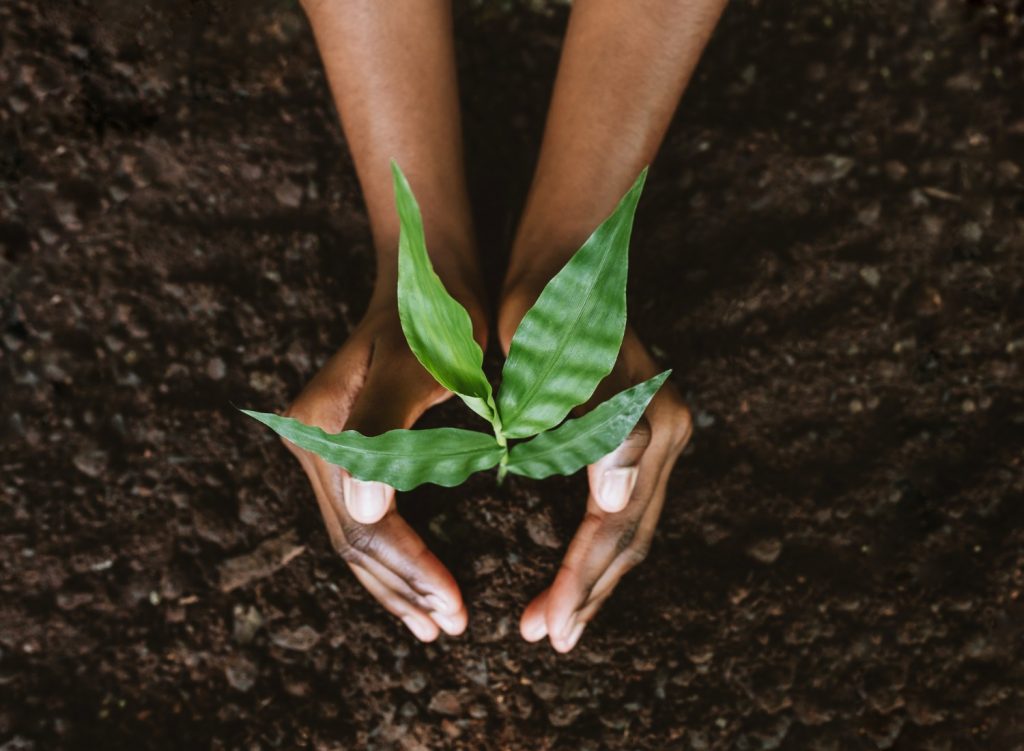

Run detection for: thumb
[[341, 342, 446, 524], [589, 417, 651, 513], [342, 473, 395, 525]]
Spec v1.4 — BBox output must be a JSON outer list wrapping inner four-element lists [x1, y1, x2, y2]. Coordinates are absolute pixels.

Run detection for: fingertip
[[344, 476, 392, 524], [402, 613, 440, 642], [551, 620, 586, 653], [521, 589, 550, 642], [430, 607, 468, 637], [521, 615, 547, 642]]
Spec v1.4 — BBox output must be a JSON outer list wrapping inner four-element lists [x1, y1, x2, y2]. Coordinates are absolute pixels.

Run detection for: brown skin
[[501, 0, 726, 652], [290, 0, 725, 648]]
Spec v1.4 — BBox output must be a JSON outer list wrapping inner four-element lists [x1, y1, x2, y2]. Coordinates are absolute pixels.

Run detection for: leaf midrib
[[511, 409, 625, 467], [502, 223, 625, 430], [294, 427, 498, 460]]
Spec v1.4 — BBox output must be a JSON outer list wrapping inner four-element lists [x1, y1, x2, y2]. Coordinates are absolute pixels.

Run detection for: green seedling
[[242, 162, 669, 490]]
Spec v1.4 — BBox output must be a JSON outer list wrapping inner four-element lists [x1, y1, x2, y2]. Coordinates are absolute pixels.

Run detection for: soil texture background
[[2, 0, 1024, 748]]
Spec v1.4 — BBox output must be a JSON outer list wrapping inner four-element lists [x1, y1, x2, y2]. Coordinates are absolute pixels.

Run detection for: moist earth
[[1, 0, 1023, 749]]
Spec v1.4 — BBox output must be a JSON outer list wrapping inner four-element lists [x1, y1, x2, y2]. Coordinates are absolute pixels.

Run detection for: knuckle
[[331, 537, 359, 563], [341, 522, 380, 557], [623, 541, 651, 567], [613, 517, 641, 554]]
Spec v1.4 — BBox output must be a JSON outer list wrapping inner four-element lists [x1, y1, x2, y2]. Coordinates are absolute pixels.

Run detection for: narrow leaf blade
[[498, 169, 647, 438], [392, 161, 494, 421], [505, 370, 670, 480], [242, 410, 504, 491]]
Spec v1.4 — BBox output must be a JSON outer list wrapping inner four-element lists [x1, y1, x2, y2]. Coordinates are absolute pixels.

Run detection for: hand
[[282, 303, 479, 641], [500, 286, 693, 652]]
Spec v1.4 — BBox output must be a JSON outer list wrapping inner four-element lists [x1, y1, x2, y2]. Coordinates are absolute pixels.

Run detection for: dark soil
[[2, 0, 1024, 748]]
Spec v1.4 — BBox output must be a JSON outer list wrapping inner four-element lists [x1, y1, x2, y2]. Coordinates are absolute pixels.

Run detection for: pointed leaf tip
[[242, 409, 504, 490], [505, 369, 671, 480], [392, 160, 496, 423], [497, 169, 649, 438]]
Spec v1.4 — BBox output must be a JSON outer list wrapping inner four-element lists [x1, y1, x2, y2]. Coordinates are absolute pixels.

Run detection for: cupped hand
[[500, 288, 693, 652], [281, 304, 478, 641]]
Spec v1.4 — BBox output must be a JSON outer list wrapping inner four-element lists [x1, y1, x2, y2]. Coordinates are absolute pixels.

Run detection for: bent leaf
[[392, 161, 496, 424], [498, 169, 647, 438], [505, 370, 670, 480], [242, 410, 504, 491]]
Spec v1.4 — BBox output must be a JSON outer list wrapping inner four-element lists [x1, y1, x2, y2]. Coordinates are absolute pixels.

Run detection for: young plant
[[242, 162, 669, 490]]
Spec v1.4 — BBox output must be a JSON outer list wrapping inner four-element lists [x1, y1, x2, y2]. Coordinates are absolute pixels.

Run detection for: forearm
[[302, 0, 479, 302], [509, 0, 726, 283]]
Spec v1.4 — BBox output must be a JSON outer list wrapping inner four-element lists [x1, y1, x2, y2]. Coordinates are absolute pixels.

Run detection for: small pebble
[[275, 180, 303, 208], [73, 449, 108, 479], [224, 656, 258, 692], [270, 625, 320, 652], [402, 670, 428, 694], [747, 538, 783, 564], [860, 267, 881, 288], [525, 514, 561, 549], [428, 690, 462, 716], [207, 357, 227, 381]]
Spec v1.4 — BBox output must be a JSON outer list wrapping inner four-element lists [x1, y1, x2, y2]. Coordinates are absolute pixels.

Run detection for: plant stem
[[497, 451, 508, 484]]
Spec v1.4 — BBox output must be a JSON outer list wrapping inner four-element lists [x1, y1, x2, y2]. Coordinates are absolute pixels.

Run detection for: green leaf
[[392, 161, 496, 425], [241, 410, 504, 491], [505, 370, 669, 480], [498, 168, 648, 438]]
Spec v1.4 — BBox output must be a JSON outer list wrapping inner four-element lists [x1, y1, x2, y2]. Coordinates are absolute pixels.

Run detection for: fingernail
[[401, 614, 436, 642], [564, 620, 586, 651], [599, 466, 638, 513], [345, 476, 388, 523], [430, 610, 463, 636]]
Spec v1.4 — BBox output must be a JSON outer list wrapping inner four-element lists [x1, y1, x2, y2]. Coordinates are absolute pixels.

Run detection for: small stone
[[440, 719, 461, 739], [548, 704, 584, 728], [859, 267, 881, 288], [921, 216, 944, 238], [960, 222, 983, 244], [8, 95, 29, 114], [240, 163, 263, 181], [401, 670, 428, 694], [824, 154, 854, 181], [53, 200, 81, 231], [224, 655, 258, 692], [217, 529, 305, 592], [747, 538, 783, 564], [275, 180, 303, 208], [685, 642, 715, 665], [207, 357, 227, 380], [232, 605, 264, 644], [73, 449, 108, 478], [270, 625, 320, 652], [857, 201, 881, 226], [961, 399, 976, 414], [531, 682, 559, 701], [525, 514, 561, 549], [883, 161, 908, 181], [428, 690, 462, 716], [849, 399, 864, 414], [468, 703, 488, 719], [995, 160, 1020, 182], [472, 554, 501, 576]]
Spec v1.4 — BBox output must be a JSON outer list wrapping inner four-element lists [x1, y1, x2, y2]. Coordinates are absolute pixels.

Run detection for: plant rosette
[[242, 162, 670, 491]]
